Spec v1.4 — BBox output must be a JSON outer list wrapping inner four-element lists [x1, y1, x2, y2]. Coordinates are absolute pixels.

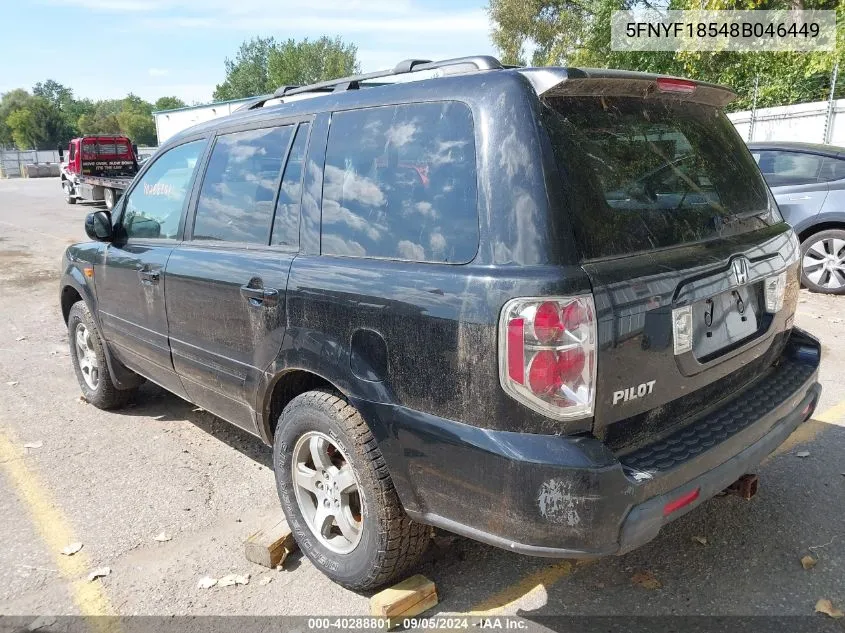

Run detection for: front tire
[[800, 229, 845, 295], [273, 389, 428, 590], [63, 180, 77, 205], [67, 301, 137, 409]]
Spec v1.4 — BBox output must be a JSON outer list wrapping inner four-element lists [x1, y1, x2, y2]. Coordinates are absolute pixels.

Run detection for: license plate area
[[692, 284, 763, 362]]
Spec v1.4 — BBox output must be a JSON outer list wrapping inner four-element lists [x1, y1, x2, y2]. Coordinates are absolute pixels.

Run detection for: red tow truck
[[59, 136, 139, 210]]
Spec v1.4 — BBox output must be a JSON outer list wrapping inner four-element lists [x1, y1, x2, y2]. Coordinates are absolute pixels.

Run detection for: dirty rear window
[[542, 97, 778, 260]]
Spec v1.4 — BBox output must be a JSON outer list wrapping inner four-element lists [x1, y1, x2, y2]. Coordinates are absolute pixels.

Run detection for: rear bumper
[[354, 328, 821, 557]]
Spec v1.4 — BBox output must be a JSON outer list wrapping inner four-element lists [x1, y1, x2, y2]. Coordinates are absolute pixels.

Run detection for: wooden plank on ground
[[371, 574, 438, 627], [244, 518, 296, 569]]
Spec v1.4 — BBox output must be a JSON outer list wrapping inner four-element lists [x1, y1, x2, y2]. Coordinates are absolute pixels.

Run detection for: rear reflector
[[657, 78, 697, 94], [764, 270, 787, 313], [663, 487, 700, 516], [672, 305, 693, 355]]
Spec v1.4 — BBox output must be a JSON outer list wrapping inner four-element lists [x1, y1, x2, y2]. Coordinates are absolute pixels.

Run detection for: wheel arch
[[60, 273, 143, 391], [259, 369, 336, 443], [795, 217, 845, 244]]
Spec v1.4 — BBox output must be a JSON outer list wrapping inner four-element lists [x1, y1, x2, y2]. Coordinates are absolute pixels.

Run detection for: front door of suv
[[164, 121, 310, 433], [95, 137, 207, 398]]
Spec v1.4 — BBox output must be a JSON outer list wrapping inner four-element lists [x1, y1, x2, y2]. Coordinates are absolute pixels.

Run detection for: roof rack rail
[[281, 55, 503, 98], [242, 55, 503, 110]]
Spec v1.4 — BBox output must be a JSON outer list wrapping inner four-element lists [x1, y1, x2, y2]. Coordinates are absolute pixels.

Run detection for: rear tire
[[800, 229, 845, 295], [273, 389, 428, 590], [104, 188, 116, 211], [67, 301, 137, 409]]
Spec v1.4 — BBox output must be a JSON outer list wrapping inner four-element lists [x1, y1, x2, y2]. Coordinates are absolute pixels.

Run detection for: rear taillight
[[499, 296, 597, 420]]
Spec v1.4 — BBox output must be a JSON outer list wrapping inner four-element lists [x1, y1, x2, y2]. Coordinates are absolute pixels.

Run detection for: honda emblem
[[732, 257, 749, 286]]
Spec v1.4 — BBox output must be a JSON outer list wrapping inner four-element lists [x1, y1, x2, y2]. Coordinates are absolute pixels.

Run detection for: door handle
[[138, 269, 160, 284], [240, 285, 279, 308]]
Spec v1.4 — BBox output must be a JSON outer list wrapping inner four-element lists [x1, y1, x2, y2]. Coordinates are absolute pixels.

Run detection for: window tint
[[193, 125, 293, 243], [819, 156, 845, 182], [271, 122, 310, 247], [756, 150, 824, 186], [122, 139, 205, 240], [543, 98, 777, 259], [321, 102, 478, 263]]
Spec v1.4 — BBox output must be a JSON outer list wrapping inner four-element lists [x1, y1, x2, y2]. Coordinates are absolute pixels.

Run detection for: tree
[[5, 96, 68, 149], [0, 89, 34, 147], [33, 79, 73, 110], [213, 35, 360, 100], [488, 0, 844, 110], [78, 99, 123, 135], [154, 96, 187, 111], [213, 36, 277, 100], [267, 36, 360, 87]]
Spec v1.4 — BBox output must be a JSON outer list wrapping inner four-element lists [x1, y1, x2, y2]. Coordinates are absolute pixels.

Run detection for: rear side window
[[819, 156, 845, 182], [321, 101, 478, 263], [271, 122, 310, 247], [193, 125, 293, 243], [543, 97, 778, 260], [755, 150, 824, 186]]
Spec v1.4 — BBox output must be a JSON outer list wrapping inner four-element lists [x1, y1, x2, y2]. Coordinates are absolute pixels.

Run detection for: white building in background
[[154, 91, 845, 148], [153, 91, 329, 144], [153, 97, 254, 144]]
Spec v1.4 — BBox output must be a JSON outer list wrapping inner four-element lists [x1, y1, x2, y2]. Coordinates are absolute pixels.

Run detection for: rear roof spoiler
[[519, 67, 736, 108]]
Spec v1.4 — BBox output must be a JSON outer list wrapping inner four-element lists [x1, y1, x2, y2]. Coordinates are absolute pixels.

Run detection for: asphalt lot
[[1, 177, 844, 624]]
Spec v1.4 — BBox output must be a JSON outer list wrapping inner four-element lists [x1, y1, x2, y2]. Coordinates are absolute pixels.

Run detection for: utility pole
[[823, 61, 839, 144], [748, 75, 759, 142]]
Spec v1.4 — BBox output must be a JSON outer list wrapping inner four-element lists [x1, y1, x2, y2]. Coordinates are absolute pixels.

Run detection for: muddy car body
[[60, 56, 821, 589]]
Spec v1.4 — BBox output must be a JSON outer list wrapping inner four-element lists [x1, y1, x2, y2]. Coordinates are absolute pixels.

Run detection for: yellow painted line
[[465, 560, 584, 616], [768, 398, 845, 459], [816, 399, 845, 425], [0, 430, 115, 623]]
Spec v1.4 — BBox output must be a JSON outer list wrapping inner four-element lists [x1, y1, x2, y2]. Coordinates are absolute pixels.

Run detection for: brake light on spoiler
[[499, 296, 597, 420], [656, 77, 697, 94]]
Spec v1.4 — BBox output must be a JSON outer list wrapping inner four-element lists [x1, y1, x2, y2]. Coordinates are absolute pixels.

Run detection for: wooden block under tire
[[370, 574, 438, 627], [244, 518, 296, 569]]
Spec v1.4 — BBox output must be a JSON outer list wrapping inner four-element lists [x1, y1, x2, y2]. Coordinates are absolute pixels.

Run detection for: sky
[[0, 0, 498, 106]]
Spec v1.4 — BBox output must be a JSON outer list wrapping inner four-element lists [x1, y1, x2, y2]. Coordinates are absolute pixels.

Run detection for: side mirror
[[85, 211, 113, 242], [58, 146, 64, 162]]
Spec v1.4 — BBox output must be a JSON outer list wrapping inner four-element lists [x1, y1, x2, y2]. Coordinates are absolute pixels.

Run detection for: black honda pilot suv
[[60, 56, 822, 590]]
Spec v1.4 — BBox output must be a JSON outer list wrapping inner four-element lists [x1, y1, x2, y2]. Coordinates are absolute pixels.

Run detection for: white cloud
[[148, 68, 169, 77]]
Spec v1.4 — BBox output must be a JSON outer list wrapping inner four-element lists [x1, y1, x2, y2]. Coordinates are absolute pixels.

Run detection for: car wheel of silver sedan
[[801, 229, 845, 295]]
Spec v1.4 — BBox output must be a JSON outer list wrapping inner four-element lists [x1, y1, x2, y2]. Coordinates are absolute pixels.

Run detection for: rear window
[[321, 101, 478, 263], [543, 97, 778, 260]]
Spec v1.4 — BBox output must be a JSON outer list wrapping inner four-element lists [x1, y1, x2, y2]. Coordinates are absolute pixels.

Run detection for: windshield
[[542, 96, 779, 260]]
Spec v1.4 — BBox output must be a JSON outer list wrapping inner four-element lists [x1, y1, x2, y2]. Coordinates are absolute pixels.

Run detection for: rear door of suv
[[540, 81, 800, 450], [164, 119, 311, 433], [751, 148, 829, 226]]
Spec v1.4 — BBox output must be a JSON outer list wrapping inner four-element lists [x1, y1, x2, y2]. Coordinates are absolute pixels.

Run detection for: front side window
[[755, 150, 824, 186], [122, 139, 205, 240], [321, 102, 478, 263], [193, 125, 294, 244]]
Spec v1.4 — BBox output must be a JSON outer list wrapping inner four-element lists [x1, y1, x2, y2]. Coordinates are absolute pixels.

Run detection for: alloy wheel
[[291, 431, 363, 554], [803, 237, 845, 290], [74, 323, 100, 390]]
